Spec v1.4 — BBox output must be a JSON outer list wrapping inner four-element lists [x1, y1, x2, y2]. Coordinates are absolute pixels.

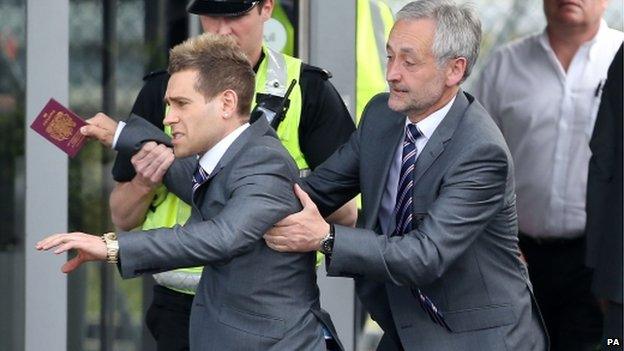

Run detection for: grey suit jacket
[[302, 92, 547, 351], [114, 116, 342, 351]]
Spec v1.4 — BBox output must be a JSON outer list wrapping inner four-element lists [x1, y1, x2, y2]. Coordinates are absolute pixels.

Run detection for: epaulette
[[303, 65, 332, 80], [142, 69, 168, 81]]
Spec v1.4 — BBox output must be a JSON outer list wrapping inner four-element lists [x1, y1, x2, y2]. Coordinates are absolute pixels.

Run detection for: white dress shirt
[[474, 20, 623, 239], [379, 95, 456, 236], [197, 123, 250, 174]]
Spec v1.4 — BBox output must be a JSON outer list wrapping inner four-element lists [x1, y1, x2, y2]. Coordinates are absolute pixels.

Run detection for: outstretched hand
[[80, 112, 119, 148], [264, 184, 329, 253], [36, 232, 107, 273]]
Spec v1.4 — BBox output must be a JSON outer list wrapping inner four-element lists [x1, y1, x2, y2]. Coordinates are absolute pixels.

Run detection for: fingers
[[62, 254, 85, 273], [36, 232, 76, 251], [264, 226, 286, 239], [273, 212, 301, 227], [263, 231, 290, 252], [80, 125, 109, 144], [264, 239, 290, 252], [81, 124, 113, 147], [86, 112, 110, 126], [86, 112, 117, 130], [132, 142, 169, 166], [131, 141, 158, 163], [36, 232, 90, 252], [36, 232, 106, 273], [151, 150, 175, 183], [81, 113, 119, 147], [131, 143, 174, 184], [294, 184, 317, 210]]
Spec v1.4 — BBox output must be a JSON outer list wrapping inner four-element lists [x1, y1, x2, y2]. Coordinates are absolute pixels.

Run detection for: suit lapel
[[209, 117, 270, 181], [412, 91, 470, 186], [192, 117, 272, 206]]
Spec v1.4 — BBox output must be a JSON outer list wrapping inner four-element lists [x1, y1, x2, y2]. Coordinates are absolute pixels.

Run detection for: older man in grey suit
[[264, 1, 547, 350], [37, 33, 341, 351]]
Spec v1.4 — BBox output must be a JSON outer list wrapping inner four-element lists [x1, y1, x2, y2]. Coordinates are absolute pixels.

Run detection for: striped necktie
[[192, 164, 210, 195], [394, 123, 451, 331]]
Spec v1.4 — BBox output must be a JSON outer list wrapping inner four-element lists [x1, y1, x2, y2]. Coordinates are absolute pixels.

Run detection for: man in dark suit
[[264, 1, 547, 350], [37, 33, 341, 351], [585, 44, 623, 350]]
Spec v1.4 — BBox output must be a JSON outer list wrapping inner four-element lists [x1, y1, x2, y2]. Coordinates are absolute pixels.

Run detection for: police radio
[[250, 79, 297, 131]]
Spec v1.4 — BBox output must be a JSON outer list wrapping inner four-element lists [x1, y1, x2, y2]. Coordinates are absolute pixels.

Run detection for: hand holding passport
[[30, 98, 119, 156], [30, 98, 87, 157]]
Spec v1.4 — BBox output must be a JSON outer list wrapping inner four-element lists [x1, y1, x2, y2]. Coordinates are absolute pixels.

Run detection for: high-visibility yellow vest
[[255, 46, 307, 170], [356, 0, 394, 123], [148, 46, 305, 295]]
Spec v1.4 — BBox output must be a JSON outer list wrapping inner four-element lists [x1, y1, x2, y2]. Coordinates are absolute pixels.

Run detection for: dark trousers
[[601, 301, 623, 351], [519, 234, 603, 351], [145, 285, 194, 351]]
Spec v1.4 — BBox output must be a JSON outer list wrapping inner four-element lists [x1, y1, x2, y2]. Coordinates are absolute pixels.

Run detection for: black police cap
[[187, 0, 261, 17]]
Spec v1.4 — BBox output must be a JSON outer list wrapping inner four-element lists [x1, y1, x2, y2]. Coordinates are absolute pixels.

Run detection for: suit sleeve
[[301, 93, 390, 215], [112, 74, 168, 182], [116, 145, 302, 278], [327, 142, 509, 286], [114, 113, 172, 153], [301, 120, 361, 217]]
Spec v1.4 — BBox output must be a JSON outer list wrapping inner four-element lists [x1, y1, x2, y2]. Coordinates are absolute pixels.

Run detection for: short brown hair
[[168, 33, 255, 117]]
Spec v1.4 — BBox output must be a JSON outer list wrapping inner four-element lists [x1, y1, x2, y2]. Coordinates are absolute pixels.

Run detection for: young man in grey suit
[[264, 1, 547, 350], [37, 33, 341, 351]]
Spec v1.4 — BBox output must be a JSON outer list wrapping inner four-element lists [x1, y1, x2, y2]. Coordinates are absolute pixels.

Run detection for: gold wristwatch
[[101, 232, 119, 264]]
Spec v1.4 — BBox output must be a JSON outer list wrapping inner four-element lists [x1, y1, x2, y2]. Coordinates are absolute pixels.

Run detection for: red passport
[[30, 98, 87, 158]]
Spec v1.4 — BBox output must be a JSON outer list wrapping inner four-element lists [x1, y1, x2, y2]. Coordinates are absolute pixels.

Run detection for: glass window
[[0, 1, 26, 350], [67, 1, 152, 350]]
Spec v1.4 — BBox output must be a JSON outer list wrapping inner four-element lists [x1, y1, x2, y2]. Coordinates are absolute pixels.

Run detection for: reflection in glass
[[0, 1, 26, 350], [67, 1, 149, 350]]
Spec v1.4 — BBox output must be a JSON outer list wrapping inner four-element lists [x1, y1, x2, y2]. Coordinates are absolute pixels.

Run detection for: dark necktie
[[192, 164, 210, 196], [394, 123, 451, 331]]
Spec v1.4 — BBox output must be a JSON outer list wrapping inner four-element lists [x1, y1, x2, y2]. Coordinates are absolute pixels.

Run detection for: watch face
[[322, 237, 333, 254]]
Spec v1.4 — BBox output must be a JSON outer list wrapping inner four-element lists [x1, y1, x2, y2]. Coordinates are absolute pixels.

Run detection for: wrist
[[319, 224, 335, 255], [130, 176, 158, 195], [101, 232, 119, 264]]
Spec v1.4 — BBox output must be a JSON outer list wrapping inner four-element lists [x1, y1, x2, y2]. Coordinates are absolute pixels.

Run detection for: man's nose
[[386, 62, 400, 82], [215, 20, 233, 36]]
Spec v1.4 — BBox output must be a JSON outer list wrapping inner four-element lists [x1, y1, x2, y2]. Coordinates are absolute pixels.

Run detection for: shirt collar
[[406, 95, 456, 140], [198, 123, 250, 174], [539, 19, 608, 62], [587, 19, 609, 62]]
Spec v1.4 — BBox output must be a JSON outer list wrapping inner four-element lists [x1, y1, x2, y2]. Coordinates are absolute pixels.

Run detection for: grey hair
[[396, 0, 482, 81]]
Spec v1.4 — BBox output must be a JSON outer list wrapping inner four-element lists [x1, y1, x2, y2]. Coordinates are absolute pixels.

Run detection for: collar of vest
[[260, 45, 289, 97]]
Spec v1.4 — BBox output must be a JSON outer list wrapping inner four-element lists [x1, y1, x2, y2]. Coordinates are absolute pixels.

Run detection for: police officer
[[108, 1, 356, 350]]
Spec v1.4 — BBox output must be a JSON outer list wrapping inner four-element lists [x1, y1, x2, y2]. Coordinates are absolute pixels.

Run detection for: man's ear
[[220, 89, 239, 119], [259, 0, 274, 21], [445, 57, 467, 86]]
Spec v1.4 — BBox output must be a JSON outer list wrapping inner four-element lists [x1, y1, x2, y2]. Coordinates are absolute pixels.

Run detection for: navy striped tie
[[192, 164, 210, 195], [393, 123, 451, 331]]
